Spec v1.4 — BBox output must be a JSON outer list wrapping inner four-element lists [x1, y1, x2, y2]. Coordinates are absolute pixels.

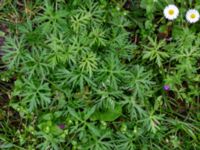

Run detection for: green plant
[[0, 0, 200, 149]]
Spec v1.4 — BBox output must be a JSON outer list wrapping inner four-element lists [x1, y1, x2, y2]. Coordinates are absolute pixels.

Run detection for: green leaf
[[85, 106, 96, 120], [0, 143, 14, 149], [68, 107, 82, 121], [91, 104, 122, 121], [87, 123, 101, 137]]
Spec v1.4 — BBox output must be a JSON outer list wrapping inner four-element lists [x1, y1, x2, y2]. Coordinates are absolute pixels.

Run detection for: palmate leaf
[[139, 111, 164, 134], [88, 26, 108, 47], [108, 28, 136, 60], [2, 36, 26, 69], [45, 33, 70, 68], [67, 106, 101, 138], [171, 46, 200, 62], [68, 106, 96, 121], [34, 0, 68, 33], [36, 131, 64, 150], [171, 46, 200, 75], [109, 28, 131, 49], [115, 132, 139, 150], [67, 107, 82, 121], [47, 35, 78, 67], [53, 67, 70, 87], [142, 37, 169, 67], [91, 104, 122, 121], [70, 12, 91, 32], [110, 14, 131, 29], [67, 68, 96, 91], [85, 131, 113, 150], [176, 59, 196, 75], [70, 0, 104, 32], [22, 49, 51, 79], [68, 34, 90, 54], [92, 86, 123, 110], [172, 28, 196, 49], [97, 54, 128, 89], [124, 96, 146, 120], [17, 19, 44, 48], [79, 51, 98, 77], [14, 78, 52, 111], [129, 65, 154, 100]]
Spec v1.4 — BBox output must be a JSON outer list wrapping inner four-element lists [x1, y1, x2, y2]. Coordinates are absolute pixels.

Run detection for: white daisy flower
[[163, 4, 179, 20], [186, 9, 200, 23]]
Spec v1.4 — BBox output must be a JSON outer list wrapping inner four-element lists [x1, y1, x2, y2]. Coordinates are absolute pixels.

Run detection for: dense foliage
[[0, 0, 200, 149]]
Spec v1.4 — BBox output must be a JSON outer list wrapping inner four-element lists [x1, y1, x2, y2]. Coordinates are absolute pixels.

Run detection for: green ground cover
[[0, 0, 200, 149]]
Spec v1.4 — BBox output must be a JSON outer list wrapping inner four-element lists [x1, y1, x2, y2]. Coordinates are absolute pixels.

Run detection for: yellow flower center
[[190, 14, 196, 19], [168, 9, 174, 15]]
